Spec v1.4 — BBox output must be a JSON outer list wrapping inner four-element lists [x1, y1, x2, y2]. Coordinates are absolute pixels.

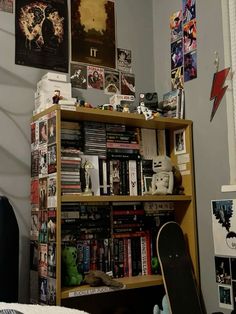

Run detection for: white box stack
[[34, 72, 72, 114]]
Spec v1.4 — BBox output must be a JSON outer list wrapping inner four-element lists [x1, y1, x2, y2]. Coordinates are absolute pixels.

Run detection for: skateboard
[[156, 221, 203, 314]]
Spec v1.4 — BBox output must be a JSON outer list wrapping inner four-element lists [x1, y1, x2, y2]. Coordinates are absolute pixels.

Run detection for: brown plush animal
[[84, 270, 124, 288]]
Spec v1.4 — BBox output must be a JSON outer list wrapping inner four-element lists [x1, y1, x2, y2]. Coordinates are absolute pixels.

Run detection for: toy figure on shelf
[[82, 159, 94, 195], [152, 156, 174, 195], [61, 246, 83, 286], [52, 89, 61, 104], [137, 102, 153, 120]]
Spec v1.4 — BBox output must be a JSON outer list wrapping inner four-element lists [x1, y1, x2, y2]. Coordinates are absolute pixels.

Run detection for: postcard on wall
[[15, 0, 68, 72], [184, 19, 197, 54], [120, 72, 135, 96], [174, 128, 186, 155], [0, 0, 13, 13], [117, 48, 132, 73], [104, 69, 120, 94], [211, 199, 236, 256], [182, 0, 196, 25], [70, 63, 87, 89], [184, 50, 197, 82], [214, 256, 231, 285], [171, 39, 183, 70], [71, 0, 116, 68], [170, 10, 183, 43], [171, 66, 184, 90], [87, 65, 104, 90], [218, 284, 233, 310]]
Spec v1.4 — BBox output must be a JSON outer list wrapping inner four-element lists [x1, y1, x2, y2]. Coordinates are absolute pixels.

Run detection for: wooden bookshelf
[[30, 106, 198, 312]]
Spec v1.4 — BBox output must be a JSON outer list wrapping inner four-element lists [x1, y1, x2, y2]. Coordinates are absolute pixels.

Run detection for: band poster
[[71, 0, 116, 68], [15, 0, 68, 73]]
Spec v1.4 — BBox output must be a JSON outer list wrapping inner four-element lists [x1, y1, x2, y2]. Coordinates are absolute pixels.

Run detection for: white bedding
[[0, 303, 90, 314]]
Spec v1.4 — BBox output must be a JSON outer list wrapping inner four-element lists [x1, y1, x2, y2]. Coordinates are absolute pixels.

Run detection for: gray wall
[[153, 0, 233, 313], [0, 0, 155, 303]]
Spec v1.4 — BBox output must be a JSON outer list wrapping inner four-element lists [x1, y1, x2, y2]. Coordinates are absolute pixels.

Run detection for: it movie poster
[[71, 0, 116, 68], [15, 0, 68, 73]]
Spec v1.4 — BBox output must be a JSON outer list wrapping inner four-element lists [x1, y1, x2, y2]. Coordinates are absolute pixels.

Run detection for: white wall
[[153, 0, 233, 313], [0, 0, 155, 303]]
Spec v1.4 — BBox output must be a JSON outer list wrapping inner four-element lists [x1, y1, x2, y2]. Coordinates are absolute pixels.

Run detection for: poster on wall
[[104, 69, 120, 94], [70, 63, 87, 89], [0, 0, 13, 13], [15, 0, 68, 73], [87, 65, 104, 90], [170, 10, 183, 43], [182, 0, 196, 25], [211, 199, 236, 256], [184, 50, 197, 81], [171, 39, 183, 70], [117, 48, 132, 73], [71, 0, 116, 68]]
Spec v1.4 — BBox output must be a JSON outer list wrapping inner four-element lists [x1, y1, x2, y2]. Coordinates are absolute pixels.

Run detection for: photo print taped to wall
[[71, 0, 116, 68], [15, 0, 68, 72], [0, 0, 13, 13]]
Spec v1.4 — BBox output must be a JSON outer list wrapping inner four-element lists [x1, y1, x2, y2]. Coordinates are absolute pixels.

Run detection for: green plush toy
[[61, 246, 83, 286]]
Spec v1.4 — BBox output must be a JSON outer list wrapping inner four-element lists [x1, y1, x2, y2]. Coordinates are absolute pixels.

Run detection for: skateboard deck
[[156, 221, 203, 314]]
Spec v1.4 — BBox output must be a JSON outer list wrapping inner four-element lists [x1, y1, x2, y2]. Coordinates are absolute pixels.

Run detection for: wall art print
[[15, 0, 68, 73], [71, 0, 116, 68]]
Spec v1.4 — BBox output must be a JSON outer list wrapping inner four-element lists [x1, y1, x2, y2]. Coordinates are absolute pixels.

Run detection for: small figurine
[[122, 104, 130, 113], [152, 156, 174, 195], [52, 90, 61, 104], [82, 159, 94, 195], [137, 102, 153, 120]]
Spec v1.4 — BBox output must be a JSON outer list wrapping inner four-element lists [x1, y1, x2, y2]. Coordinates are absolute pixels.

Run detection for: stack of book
[[61, 121, 82, 150], [111, 202, 151, 278], [83, 121, 107, 158], [105, 124, 141, 196], [61, 148, 81, 195]]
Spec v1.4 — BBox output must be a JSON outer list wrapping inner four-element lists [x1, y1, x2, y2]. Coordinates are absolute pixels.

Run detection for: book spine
[[140, 236, 148, 275], [118, 238, 124, 277], [128, 160, 138, 196]]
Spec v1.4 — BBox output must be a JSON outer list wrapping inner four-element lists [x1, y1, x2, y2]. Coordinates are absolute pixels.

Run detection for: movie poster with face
[[15, 0, 68, 72], [71, 0, 116, 68], [87, 65, 104, 90]]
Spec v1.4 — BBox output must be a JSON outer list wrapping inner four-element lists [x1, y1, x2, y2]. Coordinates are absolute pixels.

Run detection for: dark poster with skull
[[71, 0, 116, 68], [15, 0, 68, 72]]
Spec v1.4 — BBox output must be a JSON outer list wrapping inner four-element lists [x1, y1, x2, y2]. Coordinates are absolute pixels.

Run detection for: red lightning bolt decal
[[210, 67, 230, 122]]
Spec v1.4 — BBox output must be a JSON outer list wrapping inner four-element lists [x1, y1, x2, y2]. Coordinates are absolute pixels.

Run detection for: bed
[[0, 303, 90, 314]]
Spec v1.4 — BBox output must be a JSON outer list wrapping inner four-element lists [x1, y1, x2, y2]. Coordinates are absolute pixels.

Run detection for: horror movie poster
[[71, 0, 116, 68], [15, 0, 68, 72]]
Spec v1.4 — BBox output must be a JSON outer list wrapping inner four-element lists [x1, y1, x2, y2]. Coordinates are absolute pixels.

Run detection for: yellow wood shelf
[[33, 105, 192, 130], [61, 194, 192, 203], [61, 274, 163, 299]]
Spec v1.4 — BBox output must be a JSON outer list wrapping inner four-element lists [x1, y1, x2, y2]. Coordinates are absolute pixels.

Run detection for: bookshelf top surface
[[61, 194, 192, 203], [61, 275, 163, 299], [33, 105, 192, 129]]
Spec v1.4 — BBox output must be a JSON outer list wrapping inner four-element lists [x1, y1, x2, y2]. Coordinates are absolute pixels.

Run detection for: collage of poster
[[170, 0, 197, 90], [14, 0, 136, 96], [70, 47, 135, 96], [211, 199, 236, 310]]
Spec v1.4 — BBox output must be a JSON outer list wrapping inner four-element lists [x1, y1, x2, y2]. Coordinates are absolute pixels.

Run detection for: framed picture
[[174, 129, 186, 155], [143, 176, 153, 195]]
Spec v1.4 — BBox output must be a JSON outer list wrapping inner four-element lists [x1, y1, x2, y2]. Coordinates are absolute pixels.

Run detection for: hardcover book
[[162, 89, 181, 118]]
